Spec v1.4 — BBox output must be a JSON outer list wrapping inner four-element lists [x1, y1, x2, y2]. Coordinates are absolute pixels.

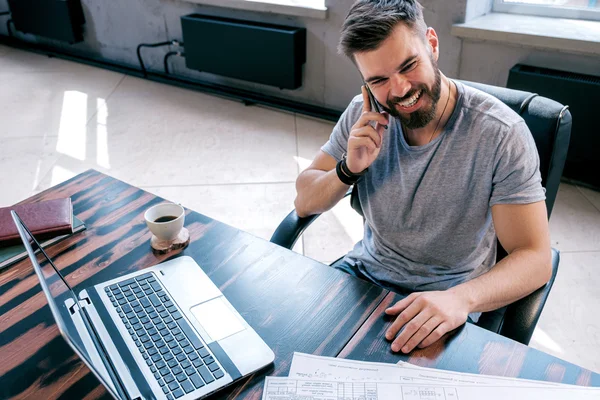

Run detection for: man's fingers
[[389, 307, 431, 352], [402, 316, 443, 353], [417, 323, 451, 349], [352, 126, 382, 148], [357, 111, 389, 128], [375, 112, 390, 134], [385, 293, 417, 315], [348, 136, 378, 153], [385, 299, 422, 341], [361, 85, 371, 113]]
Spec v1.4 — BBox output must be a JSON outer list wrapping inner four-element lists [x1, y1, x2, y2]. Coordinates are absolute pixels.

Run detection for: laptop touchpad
[[190, 297, 246, 342]]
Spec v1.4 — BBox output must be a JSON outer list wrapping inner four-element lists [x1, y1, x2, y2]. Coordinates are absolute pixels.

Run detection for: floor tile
[[530, 251, 600, 373], [0, 44, 11, 56], [0, 67, 124, 139], [295, 114, 336, 164], [35, 76, 298, 189], [302, 196, 364, 265], [0, 47, 103, 75], [0, 136, 60, 206], [549, 184, 600, 252], [579, 186, 600, 213]]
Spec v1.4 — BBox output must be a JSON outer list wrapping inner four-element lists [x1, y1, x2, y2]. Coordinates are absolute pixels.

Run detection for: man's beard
[[381, 57, 442, 130]]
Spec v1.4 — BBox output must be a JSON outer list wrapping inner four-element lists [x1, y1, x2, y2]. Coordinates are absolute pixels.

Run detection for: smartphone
[[363, 83, 388, 129], [363, 82, 382, 113]]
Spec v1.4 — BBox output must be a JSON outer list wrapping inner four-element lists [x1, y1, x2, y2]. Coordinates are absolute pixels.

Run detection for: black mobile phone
[[363, 83, 388, 129], [364, 83, 382, 113]]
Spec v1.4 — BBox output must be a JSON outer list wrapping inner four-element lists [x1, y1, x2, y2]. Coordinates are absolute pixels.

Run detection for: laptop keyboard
[[104, 272, 224, 399]]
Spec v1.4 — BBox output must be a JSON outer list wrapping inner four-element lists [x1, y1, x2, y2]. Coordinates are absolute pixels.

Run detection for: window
[[493, 0, 600, 21]]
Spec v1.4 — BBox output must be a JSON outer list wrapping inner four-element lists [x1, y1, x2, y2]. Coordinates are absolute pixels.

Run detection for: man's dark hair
[[338, 0, 427, 59]]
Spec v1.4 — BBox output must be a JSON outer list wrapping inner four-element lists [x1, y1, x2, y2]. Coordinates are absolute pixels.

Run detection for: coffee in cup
[[144, 203, 185, 241]]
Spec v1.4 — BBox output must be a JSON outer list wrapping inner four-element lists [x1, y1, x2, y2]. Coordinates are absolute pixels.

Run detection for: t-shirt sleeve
[[490, 120, 546, 207], [321, 96, 363, 162]]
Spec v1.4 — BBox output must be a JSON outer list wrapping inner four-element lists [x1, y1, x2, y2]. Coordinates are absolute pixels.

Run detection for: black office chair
[[270, 80, 571, 346]]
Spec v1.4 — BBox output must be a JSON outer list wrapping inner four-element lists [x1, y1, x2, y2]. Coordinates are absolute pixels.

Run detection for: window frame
[[493, 0, 600, 22]]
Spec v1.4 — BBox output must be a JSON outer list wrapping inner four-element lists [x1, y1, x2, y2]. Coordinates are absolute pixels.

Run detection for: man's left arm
[[384, 200, 552, 353]]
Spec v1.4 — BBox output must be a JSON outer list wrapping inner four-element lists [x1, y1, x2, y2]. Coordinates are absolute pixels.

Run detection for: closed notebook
[[0, 198, 73, 247], [0, 215, 85, 271]]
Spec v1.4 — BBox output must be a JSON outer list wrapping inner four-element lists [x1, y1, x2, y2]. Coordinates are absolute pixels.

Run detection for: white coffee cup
[[144, 203, 185, 241]]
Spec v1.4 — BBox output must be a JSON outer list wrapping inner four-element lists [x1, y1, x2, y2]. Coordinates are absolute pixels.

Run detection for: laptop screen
[[11, 211, 122, 399]]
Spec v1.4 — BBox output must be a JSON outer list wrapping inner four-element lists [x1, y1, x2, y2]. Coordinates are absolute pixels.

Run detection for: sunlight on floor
[[96, 98, 110, 169], [50, 164, 76, 187], [31, 160, 43, 191], [56, 91, 87, 161], [331, 200, 364, 243], [294, 155, 312, 172], [530, 327, 564, 355], [294, 155, 364, 244]]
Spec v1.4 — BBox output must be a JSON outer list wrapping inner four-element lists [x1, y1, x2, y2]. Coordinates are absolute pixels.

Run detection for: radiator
[[7, 0, 84, 43], [181, 14, 306, 90], [507, 64, 600, 189]]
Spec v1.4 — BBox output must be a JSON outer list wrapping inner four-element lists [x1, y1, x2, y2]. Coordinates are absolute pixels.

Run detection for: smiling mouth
[[396, 89, 423, 108]]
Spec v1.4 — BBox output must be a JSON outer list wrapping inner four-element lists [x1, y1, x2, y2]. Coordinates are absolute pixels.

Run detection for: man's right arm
[[294, 85, 390, 218], [294, 151, 350, 218]]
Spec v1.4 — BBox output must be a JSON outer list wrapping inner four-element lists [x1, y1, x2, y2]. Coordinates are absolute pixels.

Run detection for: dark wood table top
[[1, 170, 598, 400], [339, 292, 600, 387], [0, 170, 387, 399]]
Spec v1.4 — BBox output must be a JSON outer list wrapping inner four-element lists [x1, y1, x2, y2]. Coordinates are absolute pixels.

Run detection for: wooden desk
[[0, 170, 386, 399], [0, 170, 598, 399], [340, 292, 600, 386]]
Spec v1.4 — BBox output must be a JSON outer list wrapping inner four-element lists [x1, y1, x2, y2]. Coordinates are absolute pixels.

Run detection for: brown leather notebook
[[0, 198, 74, 247]]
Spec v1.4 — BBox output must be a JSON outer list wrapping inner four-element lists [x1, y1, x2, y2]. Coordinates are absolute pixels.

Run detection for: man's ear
[[426, 27, 439, 61]]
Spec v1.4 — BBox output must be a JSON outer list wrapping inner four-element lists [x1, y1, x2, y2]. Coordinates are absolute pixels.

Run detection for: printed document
[[261, 353, 600, 400], [288, 352, 562, 387], [262, 377, 600, 400]]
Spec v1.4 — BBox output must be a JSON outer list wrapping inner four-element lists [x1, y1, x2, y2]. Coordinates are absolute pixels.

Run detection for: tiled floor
[[1, 45, 599, 373]]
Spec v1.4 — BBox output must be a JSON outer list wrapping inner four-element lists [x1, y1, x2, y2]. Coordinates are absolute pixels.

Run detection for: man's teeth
[[399, 90, 422, 108]]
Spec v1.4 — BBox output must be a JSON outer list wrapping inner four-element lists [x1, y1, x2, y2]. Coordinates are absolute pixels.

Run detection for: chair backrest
[[351, 80, 572, 232]]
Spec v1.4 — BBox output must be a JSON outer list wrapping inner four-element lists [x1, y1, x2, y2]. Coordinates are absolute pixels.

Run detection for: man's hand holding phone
[[346, 86, 390, 174]]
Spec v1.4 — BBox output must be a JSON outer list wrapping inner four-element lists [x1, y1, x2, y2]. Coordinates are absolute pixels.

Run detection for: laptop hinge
[[69, 297, 91, 315]]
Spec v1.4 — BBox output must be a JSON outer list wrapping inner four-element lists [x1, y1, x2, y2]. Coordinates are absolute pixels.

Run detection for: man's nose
[[390, 74, 412, 99]]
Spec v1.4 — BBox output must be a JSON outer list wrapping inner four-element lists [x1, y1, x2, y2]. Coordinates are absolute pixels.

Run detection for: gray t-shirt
[[322, 80, 545, 294]]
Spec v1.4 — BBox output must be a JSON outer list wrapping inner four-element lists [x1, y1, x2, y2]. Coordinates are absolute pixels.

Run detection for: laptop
[[11, 211, 274, 400]]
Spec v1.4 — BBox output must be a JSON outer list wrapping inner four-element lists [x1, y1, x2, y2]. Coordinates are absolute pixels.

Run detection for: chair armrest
[[270, 190, 353, 250], [498, 247, 560, 345], [269, 210, 321, 250]]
